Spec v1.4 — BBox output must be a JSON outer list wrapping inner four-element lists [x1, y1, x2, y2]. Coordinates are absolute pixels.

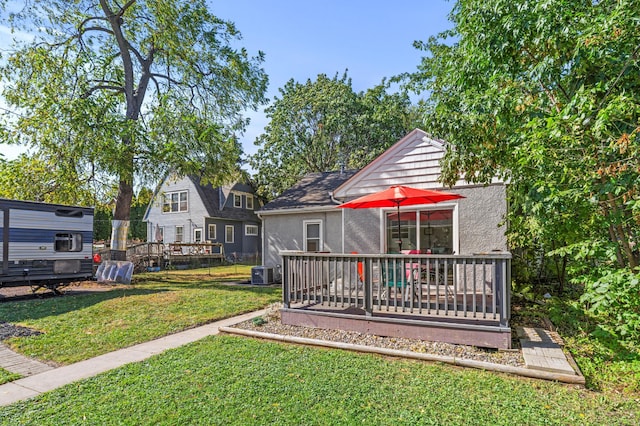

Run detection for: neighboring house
[[144, 174, 262, 260], [258, 128, 507, 268]]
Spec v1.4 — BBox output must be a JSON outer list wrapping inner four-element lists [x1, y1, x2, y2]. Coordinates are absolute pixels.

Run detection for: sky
[[1, 0, 455, 162]]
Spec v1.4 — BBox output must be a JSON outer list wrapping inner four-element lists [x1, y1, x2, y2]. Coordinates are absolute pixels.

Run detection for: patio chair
[[380, 259, 419, 301]]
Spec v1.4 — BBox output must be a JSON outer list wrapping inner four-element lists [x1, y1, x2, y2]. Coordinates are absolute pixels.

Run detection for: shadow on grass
[[0, 287, 166, 323]]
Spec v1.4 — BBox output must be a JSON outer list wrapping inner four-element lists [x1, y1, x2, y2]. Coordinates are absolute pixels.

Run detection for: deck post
[[282, 254, 290, 308], [364, 257, 372, 317]]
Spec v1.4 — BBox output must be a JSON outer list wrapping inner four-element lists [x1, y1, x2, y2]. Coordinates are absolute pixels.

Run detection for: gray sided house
[[144, 174, 262, 259], [257, 129, 512, 349], [258, 128, 507, 267]]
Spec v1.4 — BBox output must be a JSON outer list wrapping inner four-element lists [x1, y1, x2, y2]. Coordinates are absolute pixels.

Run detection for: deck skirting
[[281, 307, 512, 349]]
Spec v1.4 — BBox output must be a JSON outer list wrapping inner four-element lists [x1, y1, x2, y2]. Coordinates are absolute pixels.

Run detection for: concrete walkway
[[1, 314, 584, 407], [0, 309, 266, 407]]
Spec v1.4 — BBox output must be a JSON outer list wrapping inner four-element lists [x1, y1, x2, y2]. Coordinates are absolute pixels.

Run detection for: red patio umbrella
[[337, 185, 464, 252]]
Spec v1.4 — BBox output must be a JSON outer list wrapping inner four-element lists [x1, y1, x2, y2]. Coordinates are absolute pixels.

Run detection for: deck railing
[[281, 251, 511, 327]]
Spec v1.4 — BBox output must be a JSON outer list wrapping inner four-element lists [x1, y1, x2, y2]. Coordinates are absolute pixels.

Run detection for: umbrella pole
[[396, 203, 402, 252]]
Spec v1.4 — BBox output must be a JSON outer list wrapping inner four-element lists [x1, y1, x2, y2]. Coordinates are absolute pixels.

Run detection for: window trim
[[54, 233, 83, 252], [246, 196, 254, 210], [233, 193, 242, 208], [193, 228, 202, 243], [303, 220, 323, 252], [208, 224, 217, 241], [162, 190, 188, 213], [175, 225, 184, 243], [245, 224, 258, 236], [225, 225, 234, 243], [382, 204, 459, 254]]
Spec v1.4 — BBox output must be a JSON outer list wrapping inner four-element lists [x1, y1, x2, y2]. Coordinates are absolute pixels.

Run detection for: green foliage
[[545, 296, 640, 395], [579, 269, 640, 340], [0, 0, 268, 231], [251, 72, 419, 199], [407, 0, 640, 339], [0, 154, 106, 206]]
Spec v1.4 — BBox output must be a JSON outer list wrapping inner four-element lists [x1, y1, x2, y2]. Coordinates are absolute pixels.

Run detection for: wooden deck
[[281, 252, 512, 349]]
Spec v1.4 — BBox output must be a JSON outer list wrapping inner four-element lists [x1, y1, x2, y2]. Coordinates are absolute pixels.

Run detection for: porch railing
[[281, 251, 511, 327]]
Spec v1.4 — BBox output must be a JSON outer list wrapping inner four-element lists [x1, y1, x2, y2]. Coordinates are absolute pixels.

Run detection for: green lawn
[[0, 336, 637, 425], [0, 266, 281, 364], [0, 267, 638, 424]]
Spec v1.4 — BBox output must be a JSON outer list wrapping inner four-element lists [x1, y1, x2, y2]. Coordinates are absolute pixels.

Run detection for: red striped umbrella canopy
[[337, 185, 464, 251]]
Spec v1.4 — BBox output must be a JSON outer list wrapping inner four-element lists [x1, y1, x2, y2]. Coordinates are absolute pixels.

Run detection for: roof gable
[[144, 173, 259, 222], [334, 129, 450, 198]]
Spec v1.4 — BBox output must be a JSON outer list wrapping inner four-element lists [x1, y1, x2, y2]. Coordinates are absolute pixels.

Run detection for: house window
[[245, 225, 258, 236], [208, 224, 217, 240], [194, 228, 202, 243], [385, 208, 454, 254], [246, 196, 254, 210], [54, 233, 82, 252], [175, 225, 184, 243], [303, 220, 322, 252], [163, 190, 188, 213], [225, 225, 234, 243], [233, 194, 242, 208]]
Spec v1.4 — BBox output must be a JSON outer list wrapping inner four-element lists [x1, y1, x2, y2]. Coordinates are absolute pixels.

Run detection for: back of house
[[144, 174, 262, 261]]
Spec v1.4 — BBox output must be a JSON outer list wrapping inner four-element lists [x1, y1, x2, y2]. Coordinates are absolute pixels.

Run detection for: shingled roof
[[190, 176, 259, 221], [259, 170, 358, 211]]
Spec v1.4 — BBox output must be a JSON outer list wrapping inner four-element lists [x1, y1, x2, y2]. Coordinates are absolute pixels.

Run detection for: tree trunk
[[110, 176, 134, 261]]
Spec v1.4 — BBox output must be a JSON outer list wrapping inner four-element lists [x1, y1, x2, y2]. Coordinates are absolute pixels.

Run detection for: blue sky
[[213, 0, 455, 158], [1, 0, 454, 161]]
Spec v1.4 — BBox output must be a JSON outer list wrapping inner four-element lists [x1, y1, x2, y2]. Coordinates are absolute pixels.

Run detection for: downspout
[[256, 212, 265, 266], [329, 191, 344, 253]]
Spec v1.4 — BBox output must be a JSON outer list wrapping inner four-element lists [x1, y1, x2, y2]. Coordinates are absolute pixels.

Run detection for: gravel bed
[[0, 323, 42, 341], [230, 304, 526, 367]]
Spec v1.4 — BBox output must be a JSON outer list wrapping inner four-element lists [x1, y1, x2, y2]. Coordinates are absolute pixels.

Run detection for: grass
[[0, 265, 280, 364], [0, 336, 638, 425], [1, 268, 639, 423], [0, 368, 20, 385]]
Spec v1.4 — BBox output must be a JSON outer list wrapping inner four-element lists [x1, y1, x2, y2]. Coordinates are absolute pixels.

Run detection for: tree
[[0, 0, 268, 259], [0, 153, 107, 206], [407, 0, 640, 338], [250, 72, 419, 199]]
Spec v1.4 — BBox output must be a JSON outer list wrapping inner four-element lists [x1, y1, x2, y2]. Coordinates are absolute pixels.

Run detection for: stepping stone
[[516, 327, 577, 375]]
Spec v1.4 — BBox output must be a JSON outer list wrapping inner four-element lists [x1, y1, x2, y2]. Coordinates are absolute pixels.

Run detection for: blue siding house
[[144, 174, 262, 260]]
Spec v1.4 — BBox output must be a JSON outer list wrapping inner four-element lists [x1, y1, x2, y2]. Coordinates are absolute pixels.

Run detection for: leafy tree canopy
[[251, 72, 420, 199], [0, 153, 107, 205], [0, 0, 268, 255], [408, 0, 640, 338]]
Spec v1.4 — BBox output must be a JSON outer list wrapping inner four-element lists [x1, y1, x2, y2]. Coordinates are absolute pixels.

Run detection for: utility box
[[251, 266, 274, 285]]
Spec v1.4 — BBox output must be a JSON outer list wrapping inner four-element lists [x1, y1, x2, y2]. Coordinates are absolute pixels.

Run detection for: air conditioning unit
[[251, 266, 274, 285]]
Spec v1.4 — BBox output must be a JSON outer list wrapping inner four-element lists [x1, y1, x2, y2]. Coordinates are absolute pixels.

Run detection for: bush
[[579, 268, 640, 341]]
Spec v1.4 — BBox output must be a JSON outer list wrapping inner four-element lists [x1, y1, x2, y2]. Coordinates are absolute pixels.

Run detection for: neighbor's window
[[163, 190, 188, 213], [175, 225, 184, 243], [208, 224, 217, 240], [233, 194, 242, 208], [55, 233, 83, 252], [246, 196, 254, 210], [303, 220, 322, 252], [194, 228, 203, 243], [225, 225, 234, 243], [245, 225, 258, 236]]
